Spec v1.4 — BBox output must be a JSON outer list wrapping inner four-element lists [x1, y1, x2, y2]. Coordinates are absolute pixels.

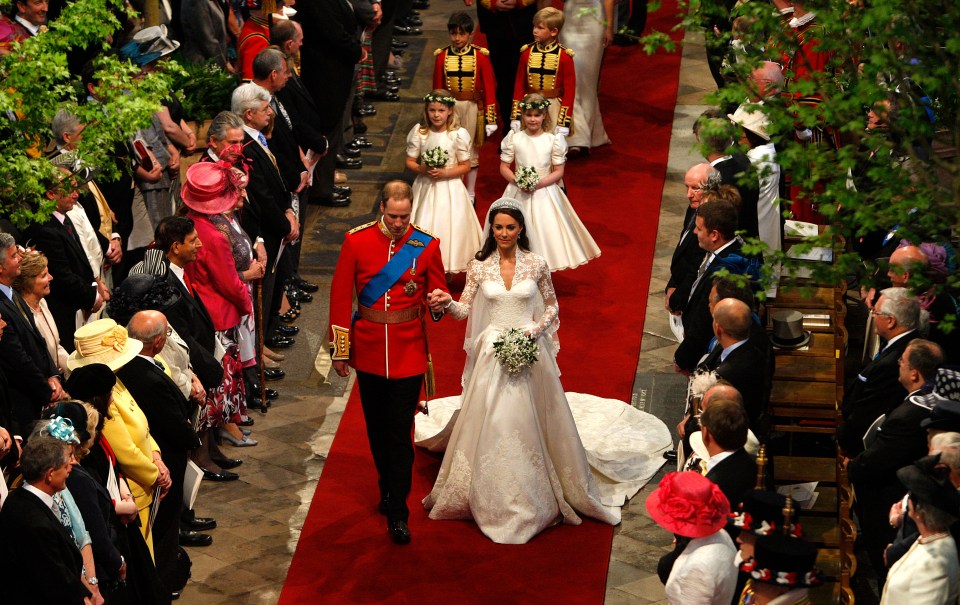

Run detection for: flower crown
[[518, 99, 551, 111], [489, 198, 523, 214], [424, 93, 456, 106]]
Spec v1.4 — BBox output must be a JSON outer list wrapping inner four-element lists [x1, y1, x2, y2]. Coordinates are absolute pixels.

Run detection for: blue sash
[[358, 230, 435, 308]]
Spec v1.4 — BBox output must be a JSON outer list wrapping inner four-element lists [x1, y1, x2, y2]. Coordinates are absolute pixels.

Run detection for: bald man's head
[[684, 163, 718, 207], [888, 245, 929, 287], [750, 61, 784, 99], [127, 310, 168, 354], [702, 382, 744, 410], [713, 298, 753, 342]]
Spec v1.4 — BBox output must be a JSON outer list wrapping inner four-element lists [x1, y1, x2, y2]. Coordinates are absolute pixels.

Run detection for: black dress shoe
[[286, 289, 314, 303], [171, 592, 181, 601], [662, 450, 678, 461], [211, 457, 242, 469], [342, 146, 362, 159], [280, 310, 299, 323], [391, 38, 409, 48], [355, 105, 377, 117], [383, 74, 401, 84], [388, 519, 411, 544], [401, 15, 422, 26], [393, 25, 420, 35], [294, 278, 320, 292], [336, 155, 363, 169], [333, 185, 353, 197], [277, 325, 299, 336], [249, 396, 270, 410], [201, 468, 239, 481], [392, 49, 405, 57], [368, 90, 399, 102], [353, 118, 368, 134], [380, 83, 400, 93], [350, 137, 372, 148], [265, 388, 279, 400], [264, 368, 286, 381], [237, 417, 255, 427], [265, 336, 295, 349], [179, 530, 213, 547], [183, 516, 218, 531]]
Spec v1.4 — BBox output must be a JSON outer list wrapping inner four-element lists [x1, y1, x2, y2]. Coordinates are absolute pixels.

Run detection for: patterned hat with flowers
[[728, 490, 804, 538], [740, 534, 822, 587], [646, 472, 730, 539]]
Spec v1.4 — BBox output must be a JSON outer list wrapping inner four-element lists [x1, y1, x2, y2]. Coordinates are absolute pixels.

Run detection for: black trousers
[[356, 370, 422, 523], [476, 4, 537, 126]]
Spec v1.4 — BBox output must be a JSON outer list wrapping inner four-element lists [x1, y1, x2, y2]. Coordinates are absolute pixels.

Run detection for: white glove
[[555, 126, 570, 137], [795, 128, 813, 141], [485, 124, 497, 137], [510, 120, 521, 132]]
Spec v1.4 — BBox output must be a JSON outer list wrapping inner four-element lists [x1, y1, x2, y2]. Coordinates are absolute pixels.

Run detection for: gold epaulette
[[412, 224, 437, 238], [477, 46, 490, 56], [434, 47, 443, 56], [563, 46, 575, 58], [348, 221, 377, 235], [520, 43, 531, 52]]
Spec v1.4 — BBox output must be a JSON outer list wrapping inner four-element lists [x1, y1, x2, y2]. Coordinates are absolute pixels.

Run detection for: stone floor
[[177, 5, 716, 603]]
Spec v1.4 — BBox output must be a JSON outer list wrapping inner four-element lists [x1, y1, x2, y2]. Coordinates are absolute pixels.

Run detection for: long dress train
[[419, 250, 671, 543]]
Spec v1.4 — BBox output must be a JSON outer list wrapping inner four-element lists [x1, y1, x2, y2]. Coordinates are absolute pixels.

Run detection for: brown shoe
[[263, 347, 286, 362]]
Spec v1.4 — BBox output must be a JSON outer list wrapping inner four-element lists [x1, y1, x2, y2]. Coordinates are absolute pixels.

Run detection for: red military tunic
[[238, 15, 270, 81], [328, 220, 447, 379], [433, 44, 499, 141], [511, 41, 576, 130]]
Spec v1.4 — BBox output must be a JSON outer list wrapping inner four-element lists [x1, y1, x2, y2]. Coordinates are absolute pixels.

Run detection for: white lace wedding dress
[[419, 250, 671, 544]]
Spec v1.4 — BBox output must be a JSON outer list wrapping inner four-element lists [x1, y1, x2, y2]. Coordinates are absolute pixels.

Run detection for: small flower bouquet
[[493, 328, 539, 376], [421, 146, 449, 169], [515, 166, 540, 192]]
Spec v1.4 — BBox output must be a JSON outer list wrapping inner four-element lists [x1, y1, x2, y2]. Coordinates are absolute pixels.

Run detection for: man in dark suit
[[0, 232, 63, 434], [476, 0, 537, 128], [122, 310, 208, 591], [674, 199, 760, 373], [0, 436, 91, 604], [232, 82, 299, 350], [28, 166, 109, 352], [298, 0, 361, 209], [845, 338, 944, 586], [839, 286, 920, 457], [657, 398, 756, 583], [665, 163, 713, 314], [154, 217, 235, 481], [696, 114, 760, 238]]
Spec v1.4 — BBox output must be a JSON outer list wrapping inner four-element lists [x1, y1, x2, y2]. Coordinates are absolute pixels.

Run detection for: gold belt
[[526, 88, 560, 99], [451, 90, 483, 101], [357, 305, 423, 324]]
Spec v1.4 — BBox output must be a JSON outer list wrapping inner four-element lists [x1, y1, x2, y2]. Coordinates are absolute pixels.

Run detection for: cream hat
[[67, 319, 143, 371], [728, 103, 771, 141]]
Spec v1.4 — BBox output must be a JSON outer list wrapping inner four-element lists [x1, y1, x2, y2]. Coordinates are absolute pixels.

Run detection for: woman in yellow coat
[[67, 318, 173, 556]]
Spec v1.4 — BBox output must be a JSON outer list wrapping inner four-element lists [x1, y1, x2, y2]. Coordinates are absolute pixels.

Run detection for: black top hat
[[64, 363, 117, 401], [740, 534, 822, 587], [770, 310, 812, 350], [107, 273, 180, 326], [42, 401, 91, 444], [897, 454, 960, 518], [728, 490, 804, 537]]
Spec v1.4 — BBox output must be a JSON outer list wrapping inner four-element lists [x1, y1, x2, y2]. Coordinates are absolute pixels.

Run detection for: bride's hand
[[427, 289, 450, 312]]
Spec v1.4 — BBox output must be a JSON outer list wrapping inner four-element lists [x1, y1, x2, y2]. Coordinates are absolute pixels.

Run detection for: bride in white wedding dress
[[420, 198, 672, 544]]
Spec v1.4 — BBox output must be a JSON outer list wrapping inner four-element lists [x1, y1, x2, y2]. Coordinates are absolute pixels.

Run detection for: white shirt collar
[[167, 262, 188, 289], [720, 338, 749, 363], [709, 155, 732, 166], [706, 449, 736, 474], [883, 329, 916, 353], [52, 210, 67, 225], [0, 282, 13, 301], [23, 482, 55, 509], [14, 16, 42, 36], [242, 124, 264, 144]]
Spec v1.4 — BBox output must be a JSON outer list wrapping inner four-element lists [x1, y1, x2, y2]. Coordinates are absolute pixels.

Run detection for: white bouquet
[[421, 146, 449, 169], [514, 166, 540, 192], [493, 328, 539, 376]]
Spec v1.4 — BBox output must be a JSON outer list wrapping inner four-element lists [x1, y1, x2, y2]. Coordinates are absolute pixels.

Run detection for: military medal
[[405, 259, 418, 295]]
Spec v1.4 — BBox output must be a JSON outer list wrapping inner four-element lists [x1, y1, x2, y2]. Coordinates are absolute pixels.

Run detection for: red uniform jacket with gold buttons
[[328, 221, 448, 379], [511, 42, 576, 129], [433, 44, 499, 133]]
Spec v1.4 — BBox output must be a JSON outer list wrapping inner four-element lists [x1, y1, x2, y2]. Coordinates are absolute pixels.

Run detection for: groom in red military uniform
[[328, 180, 448, 544]]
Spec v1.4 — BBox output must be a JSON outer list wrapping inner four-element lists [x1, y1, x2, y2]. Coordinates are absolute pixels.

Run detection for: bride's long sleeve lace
[[445, 259, 480, 320], [529, 255, 559, 338]]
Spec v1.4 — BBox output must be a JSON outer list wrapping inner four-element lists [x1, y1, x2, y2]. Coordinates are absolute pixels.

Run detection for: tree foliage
[[643, 0, 959, 326], [0, 0, 173, 227]]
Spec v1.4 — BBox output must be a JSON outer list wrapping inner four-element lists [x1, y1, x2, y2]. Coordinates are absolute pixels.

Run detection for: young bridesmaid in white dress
[[499, 93, 601, 271], [405, 89, 484, 274]]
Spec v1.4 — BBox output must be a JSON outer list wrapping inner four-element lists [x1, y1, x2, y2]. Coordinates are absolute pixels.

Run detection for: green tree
[[644, 0, 958, 330], [0, 0, 173, 227]]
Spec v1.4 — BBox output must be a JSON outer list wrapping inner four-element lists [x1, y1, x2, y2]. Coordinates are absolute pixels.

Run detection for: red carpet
[[278, 4, 683, 603]]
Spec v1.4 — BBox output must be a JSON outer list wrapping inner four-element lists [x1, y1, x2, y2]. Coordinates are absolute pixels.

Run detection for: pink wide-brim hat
[[180, 161, 245, 215], [646, 471, 731, 538]]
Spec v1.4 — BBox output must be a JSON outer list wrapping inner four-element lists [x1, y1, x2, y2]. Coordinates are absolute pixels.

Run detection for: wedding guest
[[0, 434, 91, 604], [646, 471, 737, 604], [67, 318, 173, 556], [13, 249, 69, 373], [881, 455, 960, 604]]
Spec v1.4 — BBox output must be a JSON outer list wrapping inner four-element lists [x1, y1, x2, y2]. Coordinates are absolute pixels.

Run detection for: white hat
[[728, 103, 771, 141], [67, 319, 143, 371]]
